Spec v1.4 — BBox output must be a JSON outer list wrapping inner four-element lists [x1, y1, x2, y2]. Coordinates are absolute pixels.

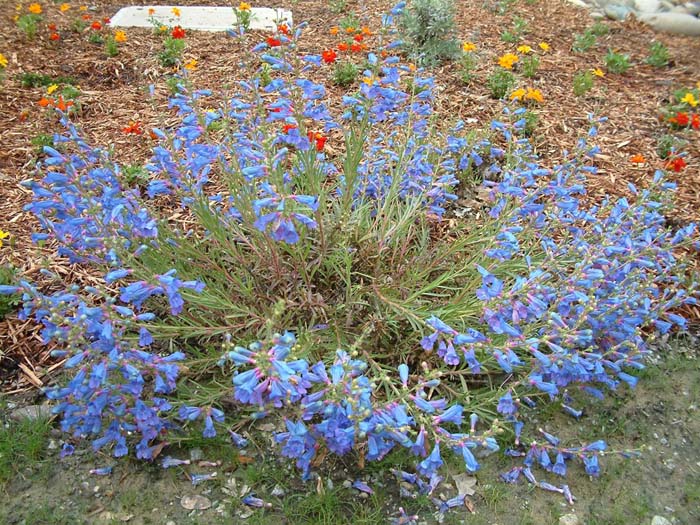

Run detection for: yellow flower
[[60, 3, 70, 12], [524, 88, 544, 103], [498, 53, 519, 69], [0, 53, 8, 69], [517, 45, 532, 54], [591, 67, 605, 77], [680, 92, 698, 108], [408, 63, 416, 72], [362, 75, 375, 86], [0, 230, 9, 248], [509, 88, 527, 101], [159, 25, 167, 32], [538, 42, 550, 52], [239, 1, 251, 10], [114, 30, 127, 43], [47, 83, 59, 95], [462, 41, 477, 52], [171, 7, 181, 16], [28, 3, 42, 14], [184, 59, 197, 70], [79, 5, 87, 11]]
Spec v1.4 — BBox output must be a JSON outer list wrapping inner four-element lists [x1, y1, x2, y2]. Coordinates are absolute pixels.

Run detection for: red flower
[[337, 42, 349, 52], [172, 26, 186, 39], [277, 24, 290, 35], [353, 34, 363, 42], [282, 123, 297, 133], [267, 36, 281, 47], [50, 32, 60, 41], [322, 49, 337, 64], [307, 131, 327, 152], [350, 42, 362, 53], [48, 22, 57, 31], [666, 156, 687, 172], [691, 114, 699, 130], [91, 21, 102, 30], [675, 112, 690, 127], [102, 17, 111, 24]]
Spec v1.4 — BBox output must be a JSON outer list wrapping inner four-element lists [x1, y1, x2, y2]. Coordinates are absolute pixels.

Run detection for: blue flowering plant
[[2, 2, 698, 509]]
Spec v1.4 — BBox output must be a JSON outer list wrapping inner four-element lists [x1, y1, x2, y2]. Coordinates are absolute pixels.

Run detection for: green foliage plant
[[399, 0, 461, 66]]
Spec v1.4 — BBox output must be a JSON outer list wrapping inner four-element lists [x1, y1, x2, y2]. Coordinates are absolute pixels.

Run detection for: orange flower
[[91, 20, 102, 30], [55, 96, 73, 112], [81, 13, 91, 20], [277, 24, 289, 35], [337, 42, 349, 52], [50, 32, 60, 40], [361, 26, 372, 36], [629, 154, 646, 164], [28, 3, 42, 14], [329, 26, 339, 35], [148, 8, 155, 15], [350, 42, 362, 53], [171, 26, 185, 39], [122, 120, 143, 134], [345, 26, 355, 34], [37, 97, 51, 107], [48, 22, 57, 30], [307, 131, 327, 151]]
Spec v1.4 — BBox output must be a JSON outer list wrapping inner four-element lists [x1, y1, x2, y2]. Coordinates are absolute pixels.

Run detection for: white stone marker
[[109, 5, 292, 32]]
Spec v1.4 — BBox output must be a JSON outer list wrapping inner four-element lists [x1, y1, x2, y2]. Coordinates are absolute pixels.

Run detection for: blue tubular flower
[[497, 391, 518, 416], [417, 443, 442, 476], [460, 443, 479, 472], [275, 419, 317, 480], [552, 452, 567, 476], [433, 404, 463, 426], [476, 265, 504, 300], [583, 454, 600, 476]]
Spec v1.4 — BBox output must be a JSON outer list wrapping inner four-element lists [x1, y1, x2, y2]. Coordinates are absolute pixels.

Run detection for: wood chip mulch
[[1, 0, 699, 392]]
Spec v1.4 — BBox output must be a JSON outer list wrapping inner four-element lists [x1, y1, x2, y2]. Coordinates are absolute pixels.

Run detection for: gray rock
[[566, 0, 590, 7], [605, 3, 634, 19], [684, 2, 700, 15], [639, 11, 700, 34], [189, 448, 204, 461], [559, 514, 581, 525], [635, 0, 662, 11], [10, 404, 52, 421], [651, 517, 672, 525]]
